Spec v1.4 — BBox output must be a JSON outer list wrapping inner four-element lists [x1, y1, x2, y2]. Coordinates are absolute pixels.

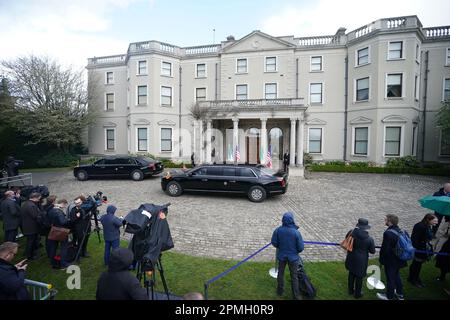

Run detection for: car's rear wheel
[[131, 170, 144, 181], [248, 186, 266, 202], [76, 170, 88, 181], [166, 181, 183, 197]]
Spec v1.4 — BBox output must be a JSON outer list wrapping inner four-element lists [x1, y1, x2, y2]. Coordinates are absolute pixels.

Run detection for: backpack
[[297, 263, 316, 299], [387, 229, 415, 261]]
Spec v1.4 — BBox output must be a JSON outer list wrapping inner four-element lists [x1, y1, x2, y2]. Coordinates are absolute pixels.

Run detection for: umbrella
[[418, 195, 450, 215]]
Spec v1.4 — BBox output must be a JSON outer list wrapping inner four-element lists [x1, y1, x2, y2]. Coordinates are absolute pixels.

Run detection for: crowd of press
[[0, 155, 448, 300]]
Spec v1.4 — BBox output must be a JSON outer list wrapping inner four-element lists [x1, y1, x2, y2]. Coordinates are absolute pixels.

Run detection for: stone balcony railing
[[347, 15, 422, 42], [87, 54, 127, 66], [423, 26, 450, 39], [198, 98, 305, 111]]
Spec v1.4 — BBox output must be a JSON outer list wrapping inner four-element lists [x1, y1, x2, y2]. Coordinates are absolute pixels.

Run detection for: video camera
[[124, 203, 173, 271]]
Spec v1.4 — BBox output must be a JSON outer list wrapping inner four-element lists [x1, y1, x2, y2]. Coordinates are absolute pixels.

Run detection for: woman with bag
[[407, 214, 438, 288], [344, 218, 376, 299], [47, 199, 72, 269]]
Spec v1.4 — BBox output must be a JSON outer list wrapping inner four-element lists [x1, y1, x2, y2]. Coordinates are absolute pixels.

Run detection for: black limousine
[[74, 156, 164, 181], [161, 164, 288, 202]]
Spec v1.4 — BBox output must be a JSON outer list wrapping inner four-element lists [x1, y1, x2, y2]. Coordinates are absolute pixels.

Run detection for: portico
[[196, 98, 307, 175]]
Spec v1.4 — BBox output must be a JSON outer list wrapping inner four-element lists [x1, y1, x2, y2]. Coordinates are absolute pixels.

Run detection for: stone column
[[193, 120, 199, 164], [296, 117, 304, 166], [290, 118, 296, 165], [260, 118, 267, 165], [198, 119, 204, 164], [206, 119, 212, 164], [233, 117, 239, 164]]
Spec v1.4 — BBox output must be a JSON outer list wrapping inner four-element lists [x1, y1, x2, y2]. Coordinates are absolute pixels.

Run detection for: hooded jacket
[[100, 205, 123, 242], [345, 228, 376, 277], [271, 212, 304, 262], [96, 248, 148, 300], [0, 258, 30, 300]]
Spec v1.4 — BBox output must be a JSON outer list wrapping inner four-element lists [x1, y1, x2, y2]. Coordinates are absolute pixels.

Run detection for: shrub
[[303, 152, 313, 166], [386, 156, 419, 168], [326, 161, 345, 166], [35, 150, 78, 168], [349, 161, 369, 168]]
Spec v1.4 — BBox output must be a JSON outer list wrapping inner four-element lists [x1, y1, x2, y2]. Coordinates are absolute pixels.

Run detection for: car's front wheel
[[248, 186, 266, 202], [166, 181, 183, 197], [131, 170, 144, 181], [76, 170, 88, 181]]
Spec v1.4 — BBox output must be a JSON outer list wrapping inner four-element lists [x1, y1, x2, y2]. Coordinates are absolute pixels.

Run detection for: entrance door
[[246, 136, 260, 164]]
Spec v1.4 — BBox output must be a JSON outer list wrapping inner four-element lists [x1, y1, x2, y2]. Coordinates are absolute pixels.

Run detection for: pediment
[[134, 118, 151, 125], [350, 116, 373, 125], [381, 115, 408, 123], [306, 118, 327, 125], [103, 122, 117, 128], [222, 31, 296, 53], [157, 119, 176, 126]]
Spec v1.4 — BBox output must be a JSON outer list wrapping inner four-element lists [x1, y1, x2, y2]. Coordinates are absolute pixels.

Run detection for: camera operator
[[4, 156, 23, 178], [96, 248, 148, 300], [69, 196, 91, 259]]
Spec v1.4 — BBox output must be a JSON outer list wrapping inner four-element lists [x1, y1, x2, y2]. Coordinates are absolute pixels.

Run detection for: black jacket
[[48, 207, 70, 228], [20, 200, 41, 235], [69, 206, 91, 234], [1, 198, 21, 231], [411, 221, 433, 260], [0, 258, 30, 300], [433, 188, 446, 197], [96, 248, 148, 300], [345, 228, 376, 277], [379, 225, 407, 269]]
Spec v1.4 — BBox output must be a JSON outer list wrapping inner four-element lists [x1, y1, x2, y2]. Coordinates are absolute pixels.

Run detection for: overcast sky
[[0, 0, 448, 70]]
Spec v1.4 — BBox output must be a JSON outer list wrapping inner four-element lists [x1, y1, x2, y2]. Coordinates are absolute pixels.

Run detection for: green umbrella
[[418, 195, 450, 215]]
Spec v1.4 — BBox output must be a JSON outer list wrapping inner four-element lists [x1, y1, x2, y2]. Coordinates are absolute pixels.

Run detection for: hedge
[[308, 164, 450, 176]]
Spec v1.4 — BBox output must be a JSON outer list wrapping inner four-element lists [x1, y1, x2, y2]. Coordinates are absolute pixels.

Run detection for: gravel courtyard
[[31, 170, 448, 262]]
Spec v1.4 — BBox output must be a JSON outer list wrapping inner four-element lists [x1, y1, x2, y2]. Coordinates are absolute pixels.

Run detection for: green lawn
[[6, 232, 448, 300]]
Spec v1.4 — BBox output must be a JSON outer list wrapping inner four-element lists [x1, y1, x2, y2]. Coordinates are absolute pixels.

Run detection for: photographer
[[4, 156, 23, 178], [69, 196, 91, 259], [96, 248, 148, 300]]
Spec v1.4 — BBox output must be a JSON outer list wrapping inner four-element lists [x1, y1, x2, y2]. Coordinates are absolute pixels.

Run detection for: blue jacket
[[100, 206, 123, 242], [271, 212, 304, 262], [47, 207, 70, 228]]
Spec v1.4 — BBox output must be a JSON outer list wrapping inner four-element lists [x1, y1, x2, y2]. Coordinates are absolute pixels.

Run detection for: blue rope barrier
[[205, 243, 272, 285], [205, 240, 450, 285]]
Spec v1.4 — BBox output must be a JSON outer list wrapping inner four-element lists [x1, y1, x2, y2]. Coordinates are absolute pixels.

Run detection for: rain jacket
[[271, 212, 304, 262], [96, 248, 147, 300]]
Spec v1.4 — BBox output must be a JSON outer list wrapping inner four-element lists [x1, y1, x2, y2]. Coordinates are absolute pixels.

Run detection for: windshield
[[260, 167, 277, 176], [141, 157, 155, 163]]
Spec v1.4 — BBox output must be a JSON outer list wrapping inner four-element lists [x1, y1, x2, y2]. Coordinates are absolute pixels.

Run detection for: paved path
[[29, 170, 448, 262]]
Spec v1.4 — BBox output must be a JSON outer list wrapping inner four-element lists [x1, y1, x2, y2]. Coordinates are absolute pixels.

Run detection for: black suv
[[161, 164, 288, 202], [74, 156, 164, 181]]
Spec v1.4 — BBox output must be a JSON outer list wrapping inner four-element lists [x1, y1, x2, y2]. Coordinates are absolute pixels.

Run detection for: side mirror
[[187, 172, 193, 177]]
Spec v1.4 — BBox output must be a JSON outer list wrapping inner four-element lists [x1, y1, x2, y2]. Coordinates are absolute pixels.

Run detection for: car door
[[183, 167, 208, 190], [91, 159, 114, 176], [204, 167, 224, 191], [222, 167, 239, 192], [235, 167, 258, 192], [102, 158, 119, 176], [115, 158, 135, 176]]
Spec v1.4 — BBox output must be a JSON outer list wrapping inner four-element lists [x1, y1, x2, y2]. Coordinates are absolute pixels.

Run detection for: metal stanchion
[[269, 248, 278, 279]]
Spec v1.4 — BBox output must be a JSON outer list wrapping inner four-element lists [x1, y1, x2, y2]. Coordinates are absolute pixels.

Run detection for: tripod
[[136, 255, 170, 300]]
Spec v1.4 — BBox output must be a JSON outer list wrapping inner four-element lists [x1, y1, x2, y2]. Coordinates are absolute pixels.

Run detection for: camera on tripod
[[123, 203, 174, 299]]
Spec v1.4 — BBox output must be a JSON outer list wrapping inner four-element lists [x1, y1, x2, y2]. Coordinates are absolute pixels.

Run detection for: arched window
[[269, 127, 283, 160]]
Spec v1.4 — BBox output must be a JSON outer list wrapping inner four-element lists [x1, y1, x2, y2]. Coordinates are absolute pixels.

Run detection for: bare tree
[[1, 55, 98, 150], [188, 101, 209, 120]]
